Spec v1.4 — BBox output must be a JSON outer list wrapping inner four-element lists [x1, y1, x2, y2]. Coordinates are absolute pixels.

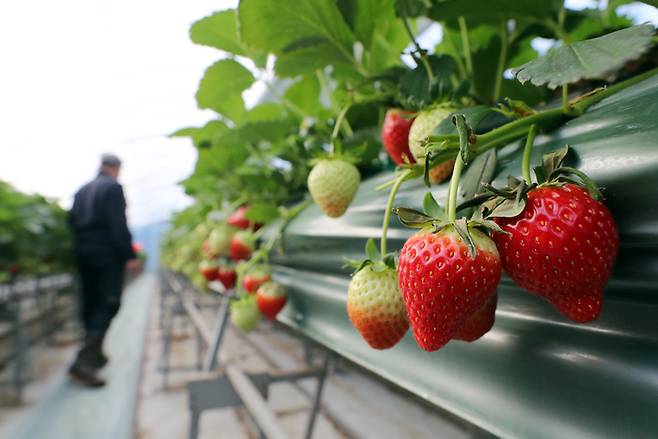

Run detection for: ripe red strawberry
[[382, 109, 415, 165], [227, 206, 262, 230], [307, 159, 360, 218], [198, 260, 219, 282], [453, 293, 497, 342], [256, 282, 287, 320], [229, 231, 254, 261], [230, 296, 261, 332], [493, 184, 618, 323], [243, 266, 271, 294], [347, 265, 409, 349], [217, 263, 237, 290], [397, 226, 501, 351]]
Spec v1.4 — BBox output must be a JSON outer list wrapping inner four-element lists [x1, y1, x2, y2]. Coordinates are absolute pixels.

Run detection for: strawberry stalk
[[521, 124, 538, 184], [380, 169, 412, 255], [446, 115, 469, 221]]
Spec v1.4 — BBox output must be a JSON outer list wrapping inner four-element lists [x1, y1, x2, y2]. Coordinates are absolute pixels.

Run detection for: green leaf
[[399, 55, 458, 109], [239, 0, 356, 76], [283, 76, 323, 117], [393, 207, 434, 228], [190, 10, 246, 55], [422, 192, 444, 219], [453, 219, 477, 258], [338, 0, 395, 49], [195, 60, 254, 121], [513, 24, 656, 89], [244, 202, 281, 223], [365, 238, 379, 261], [459, 149, 497, 207], [245, 103, 287, 122], [169, 120, 229, 148], [429, 0, 559, 21]]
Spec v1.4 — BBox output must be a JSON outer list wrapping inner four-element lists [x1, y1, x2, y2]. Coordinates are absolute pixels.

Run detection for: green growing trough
[[271, 74, 658, 439]]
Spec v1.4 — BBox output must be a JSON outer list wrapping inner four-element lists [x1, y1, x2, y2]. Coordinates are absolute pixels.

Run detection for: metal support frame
[[0, 274, 74, 403], [159, 270, 333, 439]]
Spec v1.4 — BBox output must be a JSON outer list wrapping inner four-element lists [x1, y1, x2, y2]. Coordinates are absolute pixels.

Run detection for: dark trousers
[[77, 261, 125, 343]]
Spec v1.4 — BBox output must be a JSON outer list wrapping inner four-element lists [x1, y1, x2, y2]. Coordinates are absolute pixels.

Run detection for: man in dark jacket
[[68, 153, 141, 386]]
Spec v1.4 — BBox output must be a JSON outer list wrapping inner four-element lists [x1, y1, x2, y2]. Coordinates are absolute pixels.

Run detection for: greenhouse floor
[[0, 273, 488, 439]]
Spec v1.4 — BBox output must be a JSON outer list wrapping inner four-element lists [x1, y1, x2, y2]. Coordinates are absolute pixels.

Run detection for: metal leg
[[189, 410, 200, 439], [202, 297, 230, 371], [13, 300, 26, 403], [304, 352, 332, 439], [194, 326, 203, 371], [161, 302, 174, 389]]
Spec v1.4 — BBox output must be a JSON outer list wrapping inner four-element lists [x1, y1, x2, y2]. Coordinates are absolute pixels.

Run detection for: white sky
[[0, 1, 655, 227], [0, 0, 241, 226]]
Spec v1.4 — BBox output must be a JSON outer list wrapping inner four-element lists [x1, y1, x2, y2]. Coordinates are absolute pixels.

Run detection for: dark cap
[[101, 153, 122, 167]]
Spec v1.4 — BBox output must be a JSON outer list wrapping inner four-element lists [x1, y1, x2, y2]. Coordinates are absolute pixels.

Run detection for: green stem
[[400, 0, 423, 54], [330, 105, 351, 155], [380, 170, 410, 256], [447, 155, 465, 221], [522, 124, 537, 184], [562, 84, 569, 114], [447, 116, 469, 221], [458, 17, 474, 86], [571, 67, 658, 114], [493, 18, 508, 102]]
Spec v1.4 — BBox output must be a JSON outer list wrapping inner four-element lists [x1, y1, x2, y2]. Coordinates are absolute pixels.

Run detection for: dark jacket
[[70, 171, 136, 266]]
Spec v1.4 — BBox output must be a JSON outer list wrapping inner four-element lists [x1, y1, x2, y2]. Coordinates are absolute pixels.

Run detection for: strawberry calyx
[[345, 238, 397, 274], [394, 191, 506, 258], [459, 145, 604, 221]]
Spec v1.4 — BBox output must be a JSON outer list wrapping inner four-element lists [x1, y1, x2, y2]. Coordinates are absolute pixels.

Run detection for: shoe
[[69, 362, 106, 388], [87, 349, 109, 369]]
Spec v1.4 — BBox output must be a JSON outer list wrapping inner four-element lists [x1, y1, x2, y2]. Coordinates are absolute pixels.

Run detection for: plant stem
[[447, 155, 465, 221], [522, 124, 537, 184], [458, 17, 474, 86], [400, 0, 423, 55], [562, 84, 569, 114], [447, 116, 469, 221], [330, 105, 351, 155], [380, 170, 410, 255], [493, 18, 508, 102]]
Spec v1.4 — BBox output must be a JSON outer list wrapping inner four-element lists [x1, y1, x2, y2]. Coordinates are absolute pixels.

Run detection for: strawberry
[[307, 159, 360, 218], [198, 259, 219, 282], [243, 266, 271, 294], [202, 225, 235, 258], [408, 106, 454, 184], [397, 226, 501, 351], [381, 109, 415, 165], [229, 231, 254, 261], [217, 262, 237, 290], [347, 264, 409, 350], [256, 282, 287, 320], [230, 295, 261, 332], [227, 206, 262, 230], [453, 293, 497, 342], [493, 184, 618, 323]]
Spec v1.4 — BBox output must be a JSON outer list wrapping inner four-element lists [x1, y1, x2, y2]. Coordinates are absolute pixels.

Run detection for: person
[[68, 153, 141, 387]]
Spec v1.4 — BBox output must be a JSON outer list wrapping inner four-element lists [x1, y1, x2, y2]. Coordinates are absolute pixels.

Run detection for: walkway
[[3, 273, 154, 439]]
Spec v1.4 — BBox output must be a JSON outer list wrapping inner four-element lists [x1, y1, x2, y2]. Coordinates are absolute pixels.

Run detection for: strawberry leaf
[[422, 192, 444, 219], [512, 24, 656, 89], [454, 219, 477, 258], [365, 238, 379, 261], [393, 208, 434, 228], [459, 149, 497, 212]]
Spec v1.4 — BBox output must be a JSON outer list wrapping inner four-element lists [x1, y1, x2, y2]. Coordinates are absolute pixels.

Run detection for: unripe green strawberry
[[408, 106, 454, 160], [347, 265, 409, 350], [230, 295, 261, 332], [202, 225, 235, 258], [307, 159, 360, 218]]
